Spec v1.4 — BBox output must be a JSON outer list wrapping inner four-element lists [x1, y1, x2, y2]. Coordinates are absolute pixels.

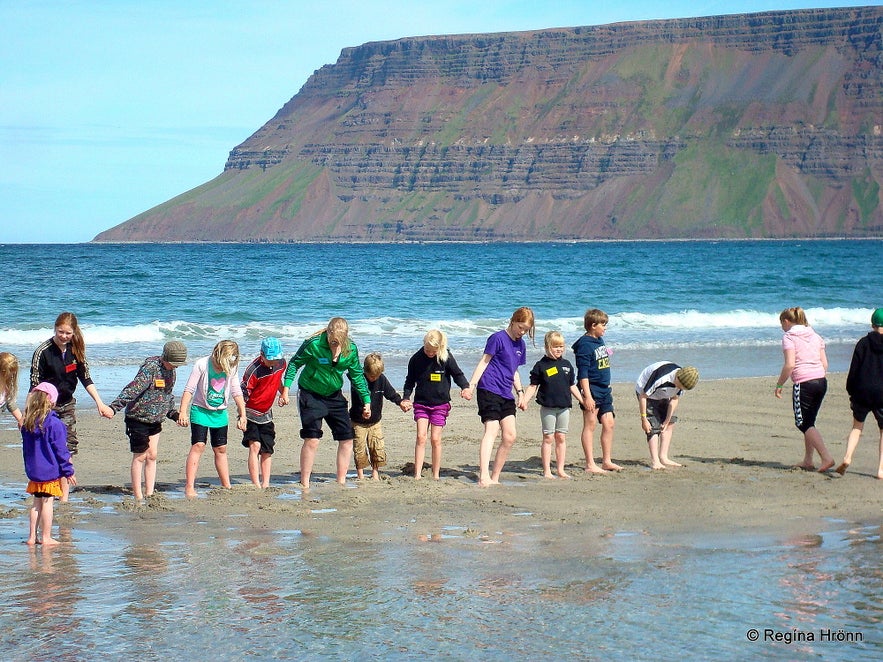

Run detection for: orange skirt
[[27, 479, 63, 498]]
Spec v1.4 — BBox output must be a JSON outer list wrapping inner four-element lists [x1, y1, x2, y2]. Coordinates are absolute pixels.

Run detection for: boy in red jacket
[[241, 338, 286, 488]]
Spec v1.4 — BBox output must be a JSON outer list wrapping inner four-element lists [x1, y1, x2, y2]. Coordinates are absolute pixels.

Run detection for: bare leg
[[429, 424, 443, 480], [299, 438, 319, 489], [144, 434, 159, 496], [876, 429, 883, 480], [60, 476, 70, 503], [659, 424, 682, 467], [489, 415, 517, 483], [541, 433, 555, 478], [26, 502, 38, 545], [414, 418, 429, 479], [554, 432, 570, 478], [336, 439, 353, 485], [39, 497, 59, 546], [836, 419, 864, 474], [647, 433, 664, 470], [804, 427, 834, 472], [580, 409, 605, 473], [259, 452, 272, 488], [599, 412, 621, 471], [478, 420, 501, 486], [184, 443, 206, 497], [797, 429, 816, 469], [212, 445, 231, 488], [131, 451, 147, 500], [247, 442, 262, 487]]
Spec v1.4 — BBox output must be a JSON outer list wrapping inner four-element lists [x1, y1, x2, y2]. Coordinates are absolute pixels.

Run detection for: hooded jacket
[[846, 331, 883, 405]]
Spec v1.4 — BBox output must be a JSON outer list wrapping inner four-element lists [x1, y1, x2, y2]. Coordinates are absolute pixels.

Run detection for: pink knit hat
[[32, 382, 58, 405]]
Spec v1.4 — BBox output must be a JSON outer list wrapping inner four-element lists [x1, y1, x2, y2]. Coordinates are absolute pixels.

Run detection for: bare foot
[[818, 460, 835, 473], [42, 537, 61, 546], [834, 462, 849, 475], [651, 463, 666, 470], [796, 463, 815, 471], [299, 482, 310, 492], [557, 471, 571, 479], [585, 465, 608, 474], [543, 472, 555, 479], [477, 475, 499, 487], [24, 538, 37, 546], [602, 462, 623, 472], [184, 489, 198, 499], [661, 459, 683, 467]]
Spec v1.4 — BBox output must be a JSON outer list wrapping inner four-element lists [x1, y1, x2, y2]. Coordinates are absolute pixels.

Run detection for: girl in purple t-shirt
[[464, 307, 535, 486]]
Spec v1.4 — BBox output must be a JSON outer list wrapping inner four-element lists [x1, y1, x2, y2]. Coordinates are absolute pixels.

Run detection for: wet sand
[[1, 373, 880, 543]]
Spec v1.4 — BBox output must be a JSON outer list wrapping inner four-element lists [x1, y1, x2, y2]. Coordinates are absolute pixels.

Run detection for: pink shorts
[[413, 402, 451, 427]]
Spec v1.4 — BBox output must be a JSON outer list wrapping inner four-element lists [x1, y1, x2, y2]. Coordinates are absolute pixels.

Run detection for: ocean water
[[0, 508, 879, 660], [1, 240, 881, 401], [1, 240, 882, 659]]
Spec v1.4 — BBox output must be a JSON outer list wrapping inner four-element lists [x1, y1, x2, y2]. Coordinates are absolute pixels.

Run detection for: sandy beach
[[1, 373, 879, 543]]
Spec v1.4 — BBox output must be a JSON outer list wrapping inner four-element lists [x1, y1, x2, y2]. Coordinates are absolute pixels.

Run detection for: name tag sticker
[[545, 366, 559, 377], [430, 373, 442, 382], [154, 378, 166, 388]]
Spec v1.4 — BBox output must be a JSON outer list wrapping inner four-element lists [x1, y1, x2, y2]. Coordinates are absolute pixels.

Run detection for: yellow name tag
[[154, 378, 166, 388], [545, 366, 559, 377], [430, 373, 442, 382]]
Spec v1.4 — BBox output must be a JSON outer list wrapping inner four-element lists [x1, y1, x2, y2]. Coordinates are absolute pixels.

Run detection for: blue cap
[[261, 337, 283, 360]]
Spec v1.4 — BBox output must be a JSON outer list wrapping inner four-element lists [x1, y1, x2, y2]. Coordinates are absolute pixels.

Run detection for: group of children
[[3, 306, 883, 545]]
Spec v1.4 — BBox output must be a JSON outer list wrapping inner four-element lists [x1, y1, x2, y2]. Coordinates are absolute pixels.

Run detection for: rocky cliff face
[[96, 6, 883, 242]]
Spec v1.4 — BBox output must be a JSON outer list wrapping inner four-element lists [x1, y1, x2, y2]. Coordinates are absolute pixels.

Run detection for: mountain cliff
[[95, 6, 883, 242]]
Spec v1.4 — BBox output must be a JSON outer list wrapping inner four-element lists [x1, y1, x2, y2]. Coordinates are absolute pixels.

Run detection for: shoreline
[[1, 373, 880, 545]]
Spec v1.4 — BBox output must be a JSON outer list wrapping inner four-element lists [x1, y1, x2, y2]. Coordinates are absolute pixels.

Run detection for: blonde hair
[[363, 352, 384, 380], [0, 352, 18, 403], [544, 331, 565, 357], [22, 389, 53, 433], [55, 312, 86, 362], [324, 317, 352, 358], [583, 308, 609, 330], [210, 340, 240, 375], [423, 329, 449, 364], [509, 306, 536, 344], [779, 307, 809, 326]]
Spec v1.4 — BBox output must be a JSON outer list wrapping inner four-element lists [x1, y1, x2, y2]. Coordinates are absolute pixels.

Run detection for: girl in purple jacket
[[21, 382, 75, 545]]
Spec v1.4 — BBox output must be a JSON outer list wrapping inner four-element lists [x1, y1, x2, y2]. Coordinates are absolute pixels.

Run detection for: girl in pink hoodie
[[775, 306, 834, 472]]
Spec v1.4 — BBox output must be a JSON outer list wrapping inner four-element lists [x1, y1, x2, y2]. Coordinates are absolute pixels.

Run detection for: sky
[[1, 1, 878, 243]]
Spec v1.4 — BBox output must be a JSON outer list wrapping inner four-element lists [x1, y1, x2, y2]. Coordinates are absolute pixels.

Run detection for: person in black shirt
[[522, 331, 584, 479]]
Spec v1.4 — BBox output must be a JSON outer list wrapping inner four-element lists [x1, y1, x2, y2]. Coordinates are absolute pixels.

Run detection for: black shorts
[[476, 388, 517, 423], [792, 378, 827, 433], [190, 423, 228, 448], [298, 389, 354, 441], [850, 399, 883, 429], [125, 417, 162, 454], [242, 420, 276, 455]]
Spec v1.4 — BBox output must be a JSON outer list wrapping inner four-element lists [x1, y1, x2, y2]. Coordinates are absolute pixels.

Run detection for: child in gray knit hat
[[108, 341, 188, 502]]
